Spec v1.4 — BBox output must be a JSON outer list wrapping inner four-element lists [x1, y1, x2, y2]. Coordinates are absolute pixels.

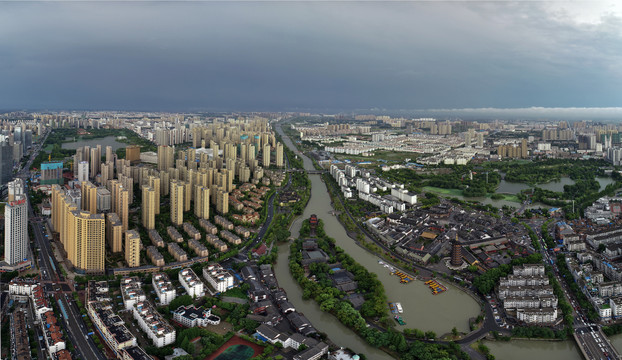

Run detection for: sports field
[[205, 336, 263, 360]]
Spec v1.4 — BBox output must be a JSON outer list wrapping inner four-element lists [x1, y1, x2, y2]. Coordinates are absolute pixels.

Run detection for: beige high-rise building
[[148, 176, 161, 214], [106, 213, 123, 253], [157, 145, 175, 171], [119, 174, 134, 204], [109, 179, 120, 213], [216, 188, 229, 215], [105, 145, 113, 163], [170, 180, 184, 226], [81, 181, 98, 214], [263, 144, 271, 168], [126, 145, 141, 164], [160, 170, 170, 196], [90, 147, 101, 178], [240, 143, 247, 162], [66, 210, 105, 274], [240, 166, 251, 183], [117, 188, 129, 231], [521, 139, 528, 158], [187, 148, 196, 169], [142, 186, 156, 230], [183, 181, 192, 212], [51, 184, 64, 232], [100, 162, 114, 185], [194, 186, 210, 220], [124, 230, 141, 268], [215, 171, 227, 189], [276, 142, 284, 168]]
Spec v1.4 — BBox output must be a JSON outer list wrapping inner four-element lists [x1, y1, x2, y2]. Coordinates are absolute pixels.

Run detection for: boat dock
[[392, 270, 415, 283], [425, 279, 447, 295]]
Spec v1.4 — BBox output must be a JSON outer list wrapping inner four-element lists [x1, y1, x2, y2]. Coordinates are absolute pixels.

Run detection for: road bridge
[[574, 325, 620, 360]]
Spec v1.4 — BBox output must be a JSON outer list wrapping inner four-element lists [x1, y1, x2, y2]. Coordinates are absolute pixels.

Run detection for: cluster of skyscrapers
[[47, 117, 284, 274]]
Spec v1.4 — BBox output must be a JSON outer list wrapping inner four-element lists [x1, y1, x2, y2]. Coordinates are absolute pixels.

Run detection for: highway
[[20, 131, 106, 360]]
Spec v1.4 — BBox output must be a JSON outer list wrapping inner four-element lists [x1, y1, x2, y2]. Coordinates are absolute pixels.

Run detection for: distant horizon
[[3, 106, 622, 122]]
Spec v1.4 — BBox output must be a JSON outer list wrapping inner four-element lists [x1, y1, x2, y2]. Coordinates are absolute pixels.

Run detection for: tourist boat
[[388, 302, 398, 314], [394, 315, 406, 325], [395, 302, 403, 313]]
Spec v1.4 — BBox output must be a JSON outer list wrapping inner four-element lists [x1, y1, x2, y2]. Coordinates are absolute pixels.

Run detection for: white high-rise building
[[78, 160, 89, 182], [7, 178, 24, 202], [5, 195, 28, 265]]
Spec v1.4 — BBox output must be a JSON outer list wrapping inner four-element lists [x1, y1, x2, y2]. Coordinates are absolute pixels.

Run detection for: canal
[[483, 339, 582, 360], [273, 124, 479, 359]]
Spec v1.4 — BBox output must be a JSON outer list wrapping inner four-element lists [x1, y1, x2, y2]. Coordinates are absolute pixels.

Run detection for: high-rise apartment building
[[105, 145, 113, 164], [194, 186, 210, 220], [148, 176, 161, 214], [262, 144, 271, 168], [8, 178, 24, 202], [90, 147, 101, 178], [4, 195, 28, 265], [106, 213, 123, 253], [0, 136, 12, 186], [66, 210, 105, 274], [100, 162, 113, 185], [81, 181, 98, 214], [126, 145, 141, 164], [118, 188, 129, 231], [276, 142, 284, 168], [124, 230, 141, 268], [78, 161, 89, 183], [170, 180, 184, 226], [142, 186, 156, 230], [216, 188, 229, 215], [157, 145, 174, 171]]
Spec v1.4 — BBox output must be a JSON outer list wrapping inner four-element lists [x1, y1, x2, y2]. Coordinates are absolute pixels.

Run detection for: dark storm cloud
[[0, 1, 621, 111]]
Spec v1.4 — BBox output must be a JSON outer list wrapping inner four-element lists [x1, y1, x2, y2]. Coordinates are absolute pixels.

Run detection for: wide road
[[22, 132, 106, 360], [575, 325, 619, 360]]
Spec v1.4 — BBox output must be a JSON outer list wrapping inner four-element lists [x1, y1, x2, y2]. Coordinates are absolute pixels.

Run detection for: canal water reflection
[[273, 125, 479, 358]]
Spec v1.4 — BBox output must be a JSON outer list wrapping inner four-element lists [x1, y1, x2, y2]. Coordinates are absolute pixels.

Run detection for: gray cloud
[[0, 1, 621, 111]]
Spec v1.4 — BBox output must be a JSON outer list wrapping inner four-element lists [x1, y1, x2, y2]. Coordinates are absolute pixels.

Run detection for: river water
[[273, 124, 622, 359], [483, 339, 582, 360], [274, 125, 479, 359]]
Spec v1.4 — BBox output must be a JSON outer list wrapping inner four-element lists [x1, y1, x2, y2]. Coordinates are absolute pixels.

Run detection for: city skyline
[[1, 1, 621, 112]]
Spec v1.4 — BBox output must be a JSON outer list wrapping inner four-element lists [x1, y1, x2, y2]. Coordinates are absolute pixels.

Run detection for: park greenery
[[290, 219, 388, 319], [380, 159, 621, 220], [32, 127, 157, 169], [493, 159, 607, 185], [382, 166, 501, 198], [289, 219, 470, 360]]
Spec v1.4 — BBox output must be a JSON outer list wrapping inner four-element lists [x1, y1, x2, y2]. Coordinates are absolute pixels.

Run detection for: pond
[[61, 136, 127, 151]]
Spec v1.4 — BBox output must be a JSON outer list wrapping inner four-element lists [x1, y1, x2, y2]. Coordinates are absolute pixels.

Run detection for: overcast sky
[[1, 1, 621, 113]]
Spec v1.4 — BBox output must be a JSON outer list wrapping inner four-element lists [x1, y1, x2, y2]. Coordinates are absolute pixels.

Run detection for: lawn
[[422, 186, 464, 197], [423, 186, 521, 203]]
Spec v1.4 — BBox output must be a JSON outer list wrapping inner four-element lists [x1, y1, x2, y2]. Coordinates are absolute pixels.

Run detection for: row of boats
[[389, 302, 406, 325], [425, 279, 447, 295]]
